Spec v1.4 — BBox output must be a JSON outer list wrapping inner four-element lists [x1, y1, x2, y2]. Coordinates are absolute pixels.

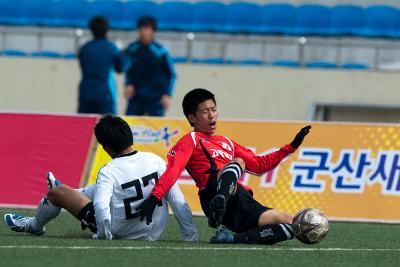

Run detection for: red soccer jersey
[[151, 131, 296, 200]]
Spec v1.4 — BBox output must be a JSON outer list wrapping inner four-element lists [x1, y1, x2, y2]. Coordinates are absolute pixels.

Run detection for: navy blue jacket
[[78, 38, 125, 103], [125, 41, 176, 102]]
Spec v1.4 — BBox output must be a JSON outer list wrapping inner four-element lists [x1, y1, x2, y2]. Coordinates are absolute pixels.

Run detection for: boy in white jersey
[[3, 115, 198, 241]]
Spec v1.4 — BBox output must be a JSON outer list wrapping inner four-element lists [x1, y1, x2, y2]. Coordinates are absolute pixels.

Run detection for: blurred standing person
[[124, 16, 176, 116], [78, 16, 125, 114]]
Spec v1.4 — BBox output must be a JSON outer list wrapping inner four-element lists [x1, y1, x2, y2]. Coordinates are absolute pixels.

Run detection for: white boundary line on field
[[0, 245, 399, 252]]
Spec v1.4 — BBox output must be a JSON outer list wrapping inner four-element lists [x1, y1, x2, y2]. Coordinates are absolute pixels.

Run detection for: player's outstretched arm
[[166, 184, 199, 242], [233, 125, 312, 175]]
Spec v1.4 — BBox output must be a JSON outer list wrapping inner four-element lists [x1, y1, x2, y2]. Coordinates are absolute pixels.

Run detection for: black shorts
[[76, 202, 97, 234], [199, 174, 271, 233]]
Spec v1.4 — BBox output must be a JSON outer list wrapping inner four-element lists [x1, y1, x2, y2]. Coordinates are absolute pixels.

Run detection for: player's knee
[[47, 185, 68, 204], [232, 158, 245, 171], [218, 158, 245, 179]]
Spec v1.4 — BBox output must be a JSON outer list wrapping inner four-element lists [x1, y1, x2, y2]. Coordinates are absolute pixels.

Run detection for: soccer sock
[[29, 195, 61, 230], [53, 179, 63, 187], [216, 162, 243, 201], [233, 224, 294, 245]]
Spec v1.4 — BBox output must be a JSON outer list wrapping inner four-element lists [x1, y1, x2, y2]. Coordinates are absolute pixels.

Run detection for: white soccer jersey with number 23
[[92, 151, 198, 241]]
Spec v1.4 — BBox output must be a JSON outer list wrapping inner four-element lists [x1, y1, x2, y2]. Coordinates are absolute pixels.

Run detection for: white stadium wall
[[1, 57, 400, 121]]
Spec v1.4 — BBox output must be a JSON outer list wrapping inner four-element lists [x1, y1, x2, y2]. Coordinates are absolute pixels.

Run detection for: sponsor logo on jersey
[[130, 125, 179, 147], [168, 150, 176, 156], [210, 148, 233, 160], [221, 142, 232, 151]]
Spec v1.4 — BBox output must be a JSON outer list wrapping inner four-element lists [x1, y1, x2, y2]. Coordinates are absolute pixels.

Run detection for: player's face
[[138, 26, 154, 45], [192, 99, 218, 135]]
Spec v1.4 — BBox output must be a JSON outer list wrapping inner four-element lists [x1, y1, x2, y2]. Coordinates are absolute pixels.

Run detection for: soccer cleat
[[46, 171, 62, 190], [210, 228, 235, 244], [208, 194, 226, 228], [3, 214, 45, 236]]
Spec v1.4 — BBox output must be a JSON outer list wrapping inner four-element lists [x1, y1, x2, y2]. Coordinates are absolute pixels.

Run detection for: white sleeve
[[157, 157, 167, 178], [93, 169, 113, 240], [166, 184, 199, 242]]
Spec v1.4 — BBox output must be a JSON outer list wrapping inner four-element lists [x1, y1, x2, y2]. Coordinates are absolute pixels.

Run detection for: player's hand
[[290, 125, 312, 149], [124, 85, 135, 100], [136, 195, 159, 225], [161, 94, 172, 110]]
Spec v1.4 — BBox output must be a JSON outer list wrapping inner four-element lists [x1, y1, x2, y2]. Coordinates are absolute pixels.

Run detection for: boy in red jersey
[[137, 88, 311, 244]]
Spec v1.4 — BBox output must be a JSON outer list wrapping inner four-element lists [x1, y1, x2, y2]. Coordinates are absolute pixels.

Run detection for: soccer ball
[[292, 208, 329, 244]]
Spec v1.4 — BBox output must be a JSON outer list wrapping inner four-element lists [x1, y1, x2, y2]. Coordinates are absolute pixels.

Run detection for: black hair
[[182, 88, 216, 126], [94, 115, 133, 154], [137, 16, 157, 31], [89, 16, 109, 39]]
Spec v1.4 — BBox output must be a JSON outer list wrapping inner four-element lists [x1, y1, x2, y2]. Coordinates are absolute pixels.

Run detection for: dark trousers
[[78, 99, 117, 115], [126, 98, 164, 116]]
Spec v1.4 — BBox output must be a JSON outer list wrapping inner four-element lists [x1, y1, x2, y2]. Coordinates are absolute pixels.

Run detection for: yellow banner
[[88, 117, 400, 222]]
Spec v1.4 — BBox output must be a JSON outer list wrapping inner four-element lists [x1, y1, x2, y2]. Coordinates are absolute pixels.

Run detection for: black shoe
[[210, 228, 235, 243], [208, 194, 226, 228]]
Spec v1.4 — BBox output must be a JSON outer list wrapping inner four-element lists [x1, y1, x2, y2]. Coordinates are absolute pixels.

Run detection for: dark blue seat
[[0, 49, 28, 57], [0, 0, 53, 26], [305, 62, 337, 69], [158, 2, 193, 31], [341, 63, 370, 70], [330, 5, 364, 35], [0, 0, 20, 25], [224, 2, 262, 33], [355, 6, 400, 38], [191, 2, 226, 32], [120, 1, 158, 30], [51, 0, 91, 28], [37, 0, 59, 26], [0, 0, 18, 24], [259, 4, 296, 34], [292, 4, 331, 35], [272, 60, 300, 67], [31, 51, 62, 58], [88, 0, 124, 29]]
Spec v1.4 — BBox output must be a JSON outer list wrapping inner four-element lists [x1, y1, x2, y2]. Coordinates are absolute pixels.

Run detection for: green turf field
[[1, 208, 399, 267]]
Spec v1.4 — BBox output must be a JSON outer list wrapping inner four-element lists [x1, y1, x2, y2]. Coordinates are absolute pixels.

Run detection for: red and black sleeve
[[151, 133, 195, 201], [233, 140, 295, 175]]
